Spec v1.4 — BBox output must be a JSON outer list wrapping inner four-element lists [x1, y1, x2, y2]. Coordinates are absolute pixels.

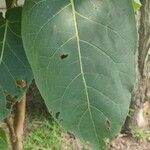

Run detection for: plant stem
[[13, 93, 26, 150], [5, 0, 17, 9], [4, 117, 17, 149], [5, 94, 26, 150]]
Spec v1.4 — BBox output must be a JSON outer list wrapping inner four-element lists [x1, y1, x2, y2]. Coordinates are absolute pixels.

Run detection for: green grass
[[131, 128, 150, 140], [24, 85, 75, 150], [23, 118, 63, 150]]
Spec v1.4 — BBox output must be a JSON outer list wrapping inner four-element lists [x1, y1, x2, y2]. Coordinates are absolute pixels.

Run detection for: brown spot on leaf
[[16, 80, 26, 88]]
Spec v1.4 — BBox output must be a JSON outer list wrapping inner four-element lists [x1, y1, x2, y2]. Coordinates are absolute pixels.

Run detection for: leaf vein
[[32, 3, 71, 49], [87, 85, 120, 105], [0, 21, 8, 64], [70, 0, 100, 145], [76, 11, 126, 41]]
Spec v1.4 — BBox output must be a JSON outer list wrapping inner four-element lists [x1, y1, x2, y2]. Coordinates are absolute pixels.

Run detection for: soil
[[110, 134, 150, 150], [61, 133, 150, 150]]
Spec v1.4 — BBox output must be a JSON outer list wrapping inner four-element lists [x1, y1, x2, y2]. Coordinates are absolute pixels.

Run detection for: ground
[[23, 82, 150, 150], [110, 134, 150, 150]]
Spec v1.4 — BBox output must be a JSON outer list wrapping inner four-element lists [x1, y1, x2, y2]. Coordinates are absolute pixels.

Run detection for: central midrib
[[70, 0, 99, 144], [0, 21, 8, 64], [70, 0, 90, 110]]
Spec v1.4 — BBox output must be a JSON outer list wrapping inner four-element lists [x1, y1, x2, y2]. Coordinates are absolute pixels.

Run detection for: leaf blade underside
[[22, 0, 137, 149]]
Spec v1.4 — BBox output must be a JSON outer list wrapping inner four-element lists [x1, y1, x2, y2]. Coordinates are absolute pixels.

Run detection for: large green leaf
[[0, 8, 33, 121], [22, 0, 137, 149]]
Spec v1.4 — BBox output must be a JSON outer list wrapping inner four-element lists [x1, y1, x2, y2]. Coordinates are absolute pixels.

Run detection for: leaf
[[22, 0, 137, 149], [0, 128, 8, 150], [0, 8, 33, 122], [132, 0, 141, 12]]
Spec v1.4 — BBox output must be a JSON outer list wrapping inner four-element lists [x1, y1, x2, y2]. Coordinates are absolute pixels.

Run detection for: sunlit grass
[[23, 118, 62, 150]]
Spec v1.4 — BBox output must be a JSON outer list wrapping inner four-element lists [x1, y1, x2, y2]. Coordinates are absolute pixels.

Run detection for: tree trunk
[[127, 0, 150, 131]]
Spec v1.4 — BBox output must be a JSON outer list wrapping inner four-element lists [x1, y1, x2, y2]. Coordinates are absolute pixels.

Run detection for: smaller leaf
[[132, 0, 142, 12], [0, 7, 33, 122]]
